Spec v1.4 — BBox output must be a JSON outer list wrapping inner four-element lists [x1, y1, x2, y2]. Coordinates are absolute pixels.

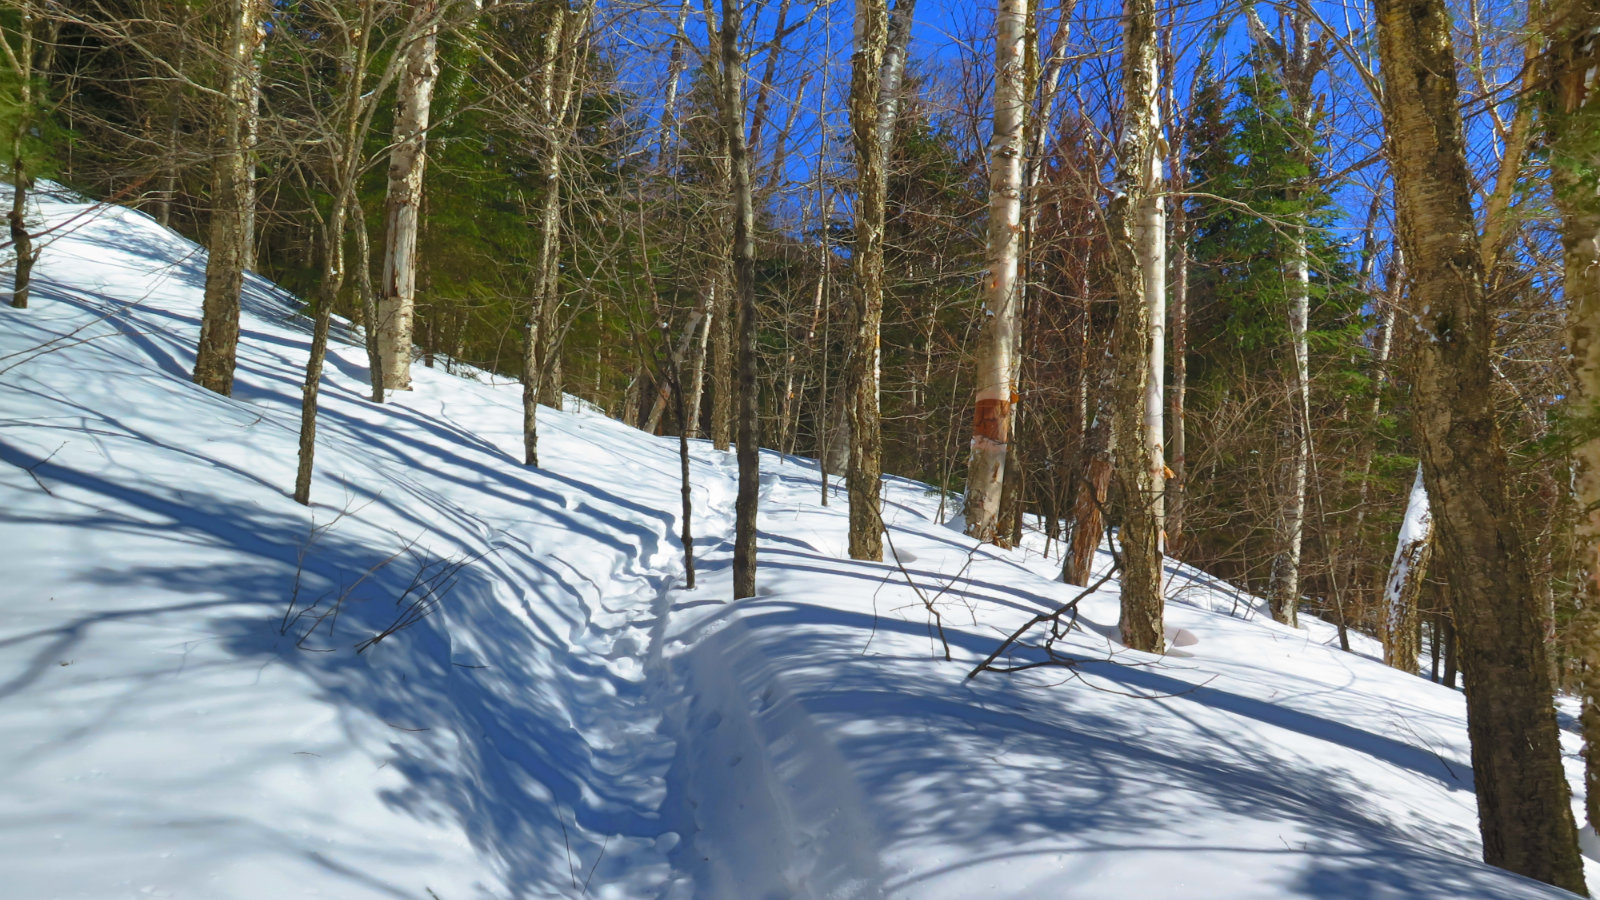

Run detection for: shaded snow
[[0, 186, 1593, 898]]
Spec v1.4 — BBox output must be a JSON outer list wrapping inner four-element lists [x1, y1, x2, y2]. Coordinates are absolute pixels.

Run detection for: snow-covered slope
[[1, 187, 1592, 899]]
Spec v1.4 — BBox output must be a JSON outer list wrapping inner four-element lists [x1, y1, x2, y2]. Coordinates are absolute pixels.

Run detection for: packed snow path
[[3, 186, 1598, 898]]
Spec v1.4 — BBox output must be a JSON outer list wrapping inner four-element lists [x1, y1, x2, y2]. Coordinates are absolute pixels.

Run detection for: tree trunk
[[376, 0, 442, 393], [964, 0, 1028, 544], [295, 2, 377, 507], [1267, 219, 1310, 628], [1374, 0, 1584, 887], [1545, 0, 1600, 835], [720, 0, 759, 600], [1167, 179, 1188, 559], [685, 301, 712, 439], [1247, 8, 1323, 629], [1107, 0, 1163, 652], [193, 0, 264, 394], [241, 14, 264, 272], [846, 0, 890, 561], [354, 209, 384, 402], [1381, 464, 1432, 671], [522, 1, 590, 467]]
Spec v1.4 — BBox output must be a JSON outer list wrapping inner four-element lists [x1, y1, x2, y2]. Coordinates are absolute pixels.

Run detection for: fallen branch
[[967, 561, 1119, 680]]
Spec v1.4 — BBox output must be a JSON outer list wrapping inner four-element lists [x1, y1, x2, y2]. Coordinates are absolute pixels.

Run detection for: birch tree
[[964, 0, 1027, 544], [1245, 5, 1327, 628], [1108, 0, 1164, 651], [374, 0, 445, 395], [1373, 0, 1584, 885]]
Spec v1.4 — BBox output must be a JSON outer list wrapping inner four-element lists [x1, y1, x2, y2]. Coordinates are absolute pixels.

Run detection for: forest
[[4, 0, 1600, 894]]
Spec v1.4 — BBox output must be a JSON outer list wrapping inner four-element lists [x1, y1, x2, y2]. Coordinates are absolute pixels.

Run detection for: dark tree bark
[[846, 0, 889, 561], [720, 0, 759, 600], [1374, 0, 1584, 887], [1545, 0, 1600, 834], [193, 0, 264, 394], [6, 1, 40, 309]]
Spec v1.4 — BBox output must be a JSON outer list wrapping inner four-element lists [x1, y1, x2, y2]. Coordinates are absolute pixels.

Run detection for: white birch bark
[[376, 0, 443, 393], [963, 0, 1027, 543], [1139, 61, 1167, 536]]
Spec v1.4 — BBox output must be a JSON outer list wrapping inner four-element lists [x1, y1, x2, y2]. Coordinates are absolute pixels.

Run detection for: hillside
[[1, 186, 1593, 899]]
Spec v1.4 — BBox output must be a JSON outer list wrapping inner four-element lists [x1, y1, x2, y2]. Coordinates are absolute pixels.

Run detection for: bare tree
[[522, 0, 594, 467], [719, 0, 759, 599]]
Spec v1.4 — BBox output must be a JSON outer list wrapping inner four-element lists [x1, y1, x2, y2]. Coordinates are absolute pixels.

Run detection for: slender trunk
[[709, 271, 734, 447], [294, 249, 341, 506], [1268, 219, 1310, 628], [296, 7, 373, 507], [1247, 9, 1322, 628], [846, 0, 890, 561], [8, 6, 34, 311], [1375, 0, 1584, 886], [523, 2, 590, 466], [654, 315, 697, 588], [1108, 0, 1163, 652], [193, 0, 264, 394], [964, 0, 1027, 544], [241, 16, 264, 271], [702, 0, 735, 455], [155, 6, 193, 231], [1545, 0, 1600, 833], [377, 0, 442, 392], [720, 0, 759, 600], [1381, 465, 1432, 670], [1167, 183, 1189, 558], [656, 0, 693, 167], [685, 302, 712, 438], [355, 209, 384, 402], [678, 408, 697, 588]]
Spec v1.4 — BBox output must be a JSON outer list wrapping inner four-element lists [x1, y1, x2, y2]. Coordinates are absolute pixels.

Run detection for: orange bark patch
[[972, 397, 1011, 442]]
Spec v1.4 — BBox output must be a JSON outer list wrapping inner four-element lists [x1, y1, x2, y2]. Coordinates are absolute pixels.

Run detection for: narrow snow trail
[[0, 186, 731, 899]]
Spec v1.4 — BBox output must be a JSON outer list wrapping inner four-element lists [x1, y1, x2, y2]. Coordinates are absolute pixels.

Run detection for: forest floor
[[2, 185, 1597, 899]]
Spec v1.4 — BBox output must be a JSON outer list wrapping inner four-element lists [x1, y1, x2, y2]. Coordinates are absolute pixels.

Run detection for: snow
[[2, 185, 1595, 898]]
